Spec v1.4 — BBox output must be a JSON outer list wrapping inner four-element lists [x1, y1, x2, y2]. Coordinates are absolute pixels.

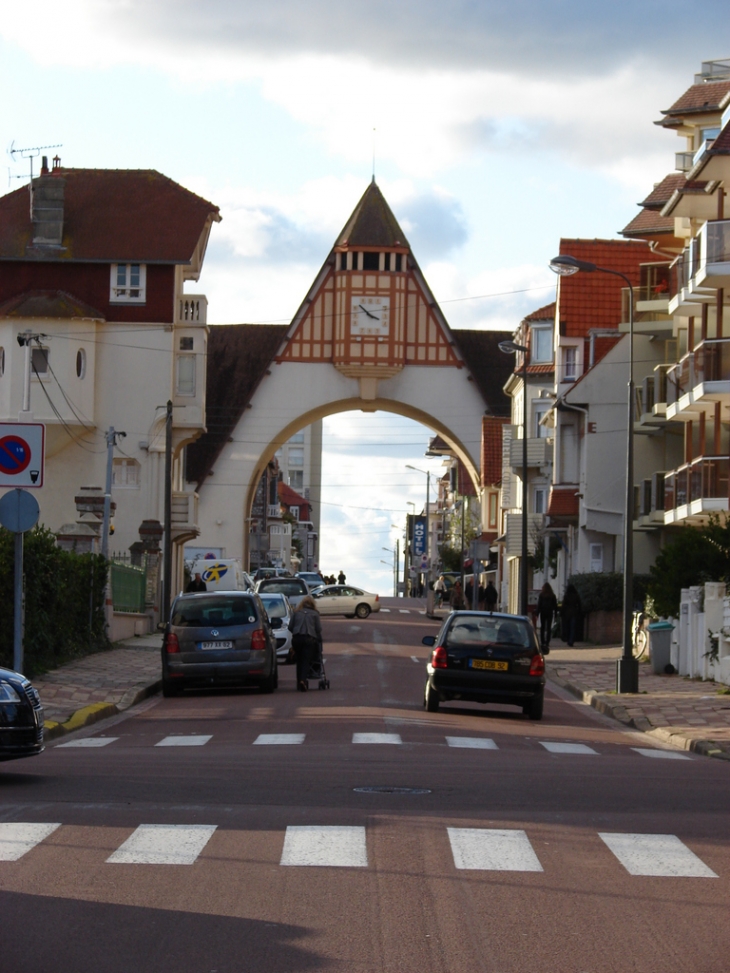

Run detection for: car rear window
[[260, 596, 288, 618], [172, 596, 258, 627], [446, 617, 533, 649], [259, 579, 308, 596]]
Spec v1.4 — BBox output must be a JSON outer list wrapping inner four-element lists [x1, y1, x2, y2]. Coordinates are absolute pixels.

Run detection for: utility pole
[[162, 401, 173, 624]]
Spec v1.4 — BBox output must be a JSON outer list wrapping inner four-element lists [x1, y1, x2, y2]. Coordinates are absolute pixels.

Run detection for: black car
[[421, 611, 545, 720], [0, 666, 45, 761], [161, 591, 278, 696]]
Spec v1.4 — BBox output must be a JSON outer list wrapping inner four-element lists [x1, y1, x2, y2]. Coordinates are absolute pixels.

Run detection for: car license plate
[[200, 641, 233, 650], [470, 659, 508, 671]]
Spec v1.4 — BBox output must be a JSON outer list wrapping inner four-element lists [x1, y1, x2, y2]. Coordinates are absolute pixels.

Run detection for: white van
[[188, 559, 251, 593]]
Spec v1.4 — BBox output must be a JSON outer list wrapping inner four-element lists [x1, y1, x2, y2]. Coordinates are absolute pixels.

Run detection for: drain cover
[[353, 786, 431, 795]]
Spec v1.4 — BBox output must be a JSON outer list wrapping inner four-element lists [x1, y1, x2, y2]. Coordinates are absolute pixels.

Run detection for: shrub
[[566, 571, 652, 614], [0, 525, 108, 676], [647, 519, 730, 617]]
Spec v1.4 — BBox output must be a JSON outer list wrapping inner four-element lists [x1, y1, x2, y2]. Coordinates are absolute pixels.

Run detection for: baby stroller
[[305, 638, 330, 690]]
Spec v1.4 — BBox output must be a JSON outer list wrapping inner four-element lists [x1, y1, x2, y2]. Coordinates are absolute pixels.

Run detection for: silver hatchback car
[[161, 591, 278, 696]]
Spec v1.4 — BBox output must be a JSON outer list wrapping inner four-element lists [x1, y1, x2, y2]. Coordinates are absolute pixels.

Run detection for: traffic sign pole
[[14, 531, 22, 673], [0, 488, 40, 674]]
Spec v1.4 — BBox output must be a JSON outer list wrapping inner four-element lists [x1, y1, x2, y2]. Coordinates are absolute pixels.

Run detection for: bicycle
[[632, 611, 650, 660]]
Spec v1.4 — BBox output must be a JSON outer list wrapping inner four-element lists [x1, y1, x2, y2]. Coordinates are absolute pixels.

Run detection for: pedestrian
[[536, 582, 558, 651], [477, 582, 486, 611], [288, 595, 323, 692], [433, 575, 446, 609], [186, 572, 207, 593], [465, 577, 474, 608], [451, 579, 465, 610], [561, 584, 582, 647], [484, 580, 498, 612], [337, 570, 346, 585]]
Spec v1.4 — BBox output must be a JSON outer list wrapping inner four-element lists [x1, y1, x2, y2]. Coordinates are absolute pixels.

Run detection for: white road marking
[[380, 608, 391, 612], [399, 610, 410, 614], [411, 655, 421, 663], [253, 733, 305, 745], [447, 828, 543, 872], [280, 826, 368, 867], [446, 737, 499, 750], [107, 824, 217, 865], [599, 833, 717, 877], [540, 741, 598, 755], [56, 737, 118, 748], [155, 735, 212, 747], [352, 732, 402, 745], [418, 611, 426, 615], [0, 823, 61, 861], [633, 747, 691, 760]]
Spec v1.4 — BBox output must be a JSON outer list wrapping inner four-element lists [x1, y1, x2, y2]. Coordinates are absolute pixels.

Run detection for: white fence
[[676, 582, 730, 685]]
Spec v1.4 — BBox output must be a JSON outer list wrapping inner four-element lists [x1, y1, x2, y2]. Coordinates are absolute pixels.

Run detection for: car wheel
[[259, 666, 276, 694], [525, 694, 544, 721], [355, 603, 371, 619], [424, 680, 440, 712], [162, 678, 181, 698], [273, 664, 279, 690]]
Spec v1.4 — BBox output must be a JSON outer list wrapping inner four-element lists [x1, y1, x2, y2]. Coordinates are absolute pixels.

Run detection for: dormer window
[[110, 263, 146, 303], [530, 324, 553, 363]]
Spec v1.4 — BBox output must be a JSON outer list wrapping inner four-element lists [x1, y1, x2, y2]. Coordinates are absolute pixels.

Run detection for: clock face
[[351, 296, 390, 337]]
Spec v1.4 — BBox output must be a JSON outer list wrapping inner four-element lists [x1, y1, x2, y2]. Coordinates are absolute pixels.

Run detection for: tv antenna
[[7, 141, 63, 218]]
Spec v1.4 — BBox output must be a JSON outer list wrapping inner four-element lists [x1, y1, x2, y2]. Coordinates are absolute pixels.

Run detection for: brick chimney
[[31, 157, 65, 248]]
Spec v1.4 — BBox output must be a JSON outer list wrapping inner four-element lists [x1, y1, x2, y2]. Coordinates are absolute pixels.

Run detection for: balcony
[[675, 151, 694, 173], [504, 512, 543, 557], [171, 491, 200, 544], [668, 239, 716, 315], [509, 437, 553, 472], [636, 365, 673, 431], [664, 457, 729, 525], [666, 338, 730, 420], [267, 504, 282, 519], [634, 472, 665, 530], [175, 294, 208, 326], [695, 220, 730, 289]]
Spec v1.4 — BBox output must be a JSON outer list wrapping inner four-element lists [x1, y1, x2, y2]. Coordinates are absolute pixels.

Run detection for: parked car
[[0, 666, 45, 761], [296, 571, 325, 591], [252, 567, 292, 583], [161, 591, 278, 696], [421, 611, 545, 719], [255, 576, 309, 609], [258, 592, 294, 663], [311, 584, 380, 618]]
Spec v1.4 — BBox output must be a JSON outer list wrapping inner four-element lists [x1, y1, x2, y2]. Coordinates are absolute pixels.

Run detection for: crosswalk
[[0, 821, 718, 877], [55, 734, 693, 758], [379, 609, 426, 614]]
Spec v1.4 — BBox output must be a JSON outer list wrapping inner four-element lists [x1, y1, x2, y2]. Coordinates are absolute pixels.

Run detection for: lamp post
[[382, 546, 398, 596], [549, 254, 638, 694], [406, 464, 434, 612], [498, 340, 529, 616]]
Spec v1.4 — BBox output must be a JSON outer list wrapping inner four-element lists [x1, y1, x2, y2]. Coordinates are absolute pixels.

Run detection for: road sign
[[412, 516, 426, 557], [0, 423, 45, 488], [0, 488, 40, 533]]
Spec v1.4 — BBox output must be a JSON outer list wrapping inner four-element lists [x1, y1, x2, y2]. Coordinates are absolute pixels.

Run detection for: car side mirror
[[421, 635, 436, 647]]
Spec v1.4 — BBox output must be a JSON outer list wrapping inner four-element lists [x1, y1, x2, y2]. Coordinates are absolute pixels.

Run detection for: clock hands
[[358, 303, 380, 320]]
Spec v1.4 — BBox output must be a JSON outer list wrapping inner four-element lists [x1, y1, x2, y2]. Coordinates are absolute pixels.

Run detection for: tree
[[647, 518, 730, 617]]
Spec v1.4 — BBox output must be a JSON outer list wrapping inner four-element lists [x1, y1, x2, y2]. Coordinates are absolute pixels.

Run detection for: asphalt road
[[2, 602, 730, 973]]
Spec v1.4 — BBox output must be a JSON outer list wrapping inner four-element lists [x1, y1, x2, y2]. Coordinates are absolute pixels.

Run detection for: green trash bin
[[648, 621, 674, 674]]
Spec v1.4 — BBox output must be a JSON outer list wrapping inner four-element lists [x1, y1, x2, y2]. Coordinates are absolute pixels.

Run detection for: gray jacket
[[288, 607, 322, 641]]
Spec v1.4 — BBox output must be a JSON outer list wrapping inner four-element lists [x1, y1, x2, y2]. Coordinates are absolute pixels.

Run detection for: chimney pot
[[52, 155, 61, 171], [41, 156, 49, 175]]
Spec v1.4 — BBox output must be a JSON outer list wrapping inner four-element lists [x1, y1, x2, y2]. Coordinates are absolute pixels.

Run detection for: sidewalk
[[34, 634, 161, 741], [548, 644, 730, 760]]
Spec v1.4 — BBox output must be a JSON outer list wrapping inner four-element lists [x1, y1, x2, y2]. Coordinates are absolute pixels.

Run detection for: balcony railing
[[666, 354, 692, 407], [621, 287, 671, 326], [694, 337, 730, 384], [175, 295, 208, 325], [665, 458, 729, 511], [509, 437, 553, 471], [675, 151, 694, 172]]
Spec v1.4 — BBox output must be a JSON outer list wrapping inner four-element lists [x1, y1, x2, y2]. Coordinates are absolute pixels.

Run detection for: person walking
[[483, 580, 498, 612], [288, 595, 323, 692], [561, 584, 582, 647], [451, 579, 465, 611], [536, 582, 558, 651], [186, 572, 207, 593], [433, 575, 446, 609]]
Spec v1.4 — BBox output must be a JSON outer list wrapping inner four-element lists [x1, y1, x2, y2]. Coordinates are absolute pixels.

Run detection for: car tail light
[[431, 645, 448, 669], [251, 629, 266, 651], [165, 633, 180, 654], [529, 653, 545, 676]]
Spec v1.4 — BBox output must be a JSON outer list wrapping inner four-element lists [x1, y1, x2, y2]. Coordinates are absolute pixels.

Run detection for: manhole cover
[[353, 786, 431, 795]]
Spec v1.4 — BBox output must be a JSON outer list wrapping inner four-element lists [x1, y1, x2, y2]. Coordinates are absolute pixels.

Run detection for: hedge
[[566, 572, 651, 614], [0, 525, 109, 677]]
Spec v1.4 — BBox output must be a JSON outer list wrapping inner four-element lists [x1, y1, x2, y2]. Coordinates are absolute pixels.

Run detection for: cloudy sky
[[0, 2, 724, 590]]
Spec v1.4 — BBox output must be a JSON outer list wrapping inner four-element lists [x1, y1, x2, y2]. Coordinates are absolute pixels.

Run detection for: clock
[[351, 296, 390, 337]]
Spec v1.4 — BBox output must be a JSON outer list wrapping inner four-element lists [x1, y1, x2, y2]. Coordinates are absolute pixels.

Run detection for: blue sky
[[0, 3, 724, 591]]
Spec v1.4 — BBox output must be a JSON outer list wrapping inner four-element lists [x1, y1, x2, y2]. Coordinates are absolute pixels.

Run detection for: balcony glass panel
[[692, 456, 730, 499], [670, 254, 689, 297], [664, 471, 675, 511], [693, 338, 730, 385], [638, 263, 671, 301], [706, 220, 730, 265], [676, 466, 689, 507]]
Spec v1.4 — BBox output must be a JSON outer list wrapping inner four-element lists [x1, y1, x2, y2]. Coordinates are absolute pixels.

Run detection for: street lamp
[[498, 339, 529, 616], [549, 254, 638, 694], [406, 464, 435, 612], [382, 546, 399, 596]]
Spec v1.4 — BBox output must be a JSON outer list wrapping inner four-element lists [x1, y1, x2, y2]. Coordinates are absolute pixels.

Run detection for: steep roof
[[524, 302, 555, 322], [278, 481, 311, 518], [547, 486, 579, 519], [450, 329, 513, 417], [621, 207, 677, 238], [658, 79, 730, 126], [0, 289, 105, 319], [0, 168, 220, 263], [185, 324, 288, 487], [639, 174, 687, 209], [335, 180, 410, 249]]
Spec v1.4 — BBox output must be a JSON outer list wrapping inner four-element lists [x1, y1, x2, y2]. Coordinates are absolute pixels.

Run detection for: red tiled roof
[[621, 208, 677, 238], [458, 459, 478, 497], [639, 174, 686, 209], [524, 302, 555, 322], [481, 416, 508, 487], [525, 363, 555, 375], [0, 289, 105, 319], [547, 486, 579, 519], [427, 435, 453, 455], [660, 80, 730, 121], [278, 481, 311, 520], [556, 239, 654, 339], [0, 168, 220, 263]]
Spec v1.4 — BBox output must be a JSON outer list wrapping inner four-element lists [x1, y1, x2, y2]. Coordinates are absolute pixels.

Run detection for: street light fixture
[[498, 340, 529, 616], [406, 464, 436, 612], [549, 253, 638, 694]]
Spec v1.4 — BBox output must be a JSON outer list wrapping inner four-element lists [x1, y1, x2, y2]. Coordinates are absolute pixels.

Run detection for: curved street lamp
[[498, 340, 529, 615], [549, 254, 638, 694]]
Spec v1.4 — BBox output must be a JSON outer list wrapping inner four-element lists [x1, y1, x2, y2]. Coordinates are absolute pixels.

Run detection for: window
[[0, 347, 4, 377], [289, 470, 304, 490], [179, 337, 194, 351], [589, 543, 603, 573], [176, 355, 196, 396], [31, 347, 49, 376], [563, 346, 578, 381], [534, 487, 547, 514], [289, 505, 300, 521], [531, 325, 553, 363], [76, 348, 86, 379], [534, 404, 550, 438], [363, 252, 379, 270], [339, 253, 348, 270], [488, 492, 498, 530], [112, 458, 140, 488], [288, 431, 304, 444], [394, 254, 403, 272], [288, 447, 304, 467], [110, 263, 146, 303]]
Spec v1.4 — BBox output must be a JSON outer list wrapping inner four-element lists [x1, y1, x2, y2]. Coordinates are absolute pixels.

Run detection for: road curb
[[43, 679, 162, 742], [547, 667, 730, 761]]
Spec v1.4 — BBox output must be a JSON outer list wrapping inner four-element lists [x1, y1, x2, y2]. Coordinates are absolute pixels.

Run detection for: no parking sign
[[0, 423, 45, 488]]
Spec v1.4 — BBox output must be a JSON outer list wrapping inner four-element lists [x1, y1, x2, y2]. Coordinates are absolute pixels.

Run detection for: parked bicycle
[[632, 611, 650, 660]]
